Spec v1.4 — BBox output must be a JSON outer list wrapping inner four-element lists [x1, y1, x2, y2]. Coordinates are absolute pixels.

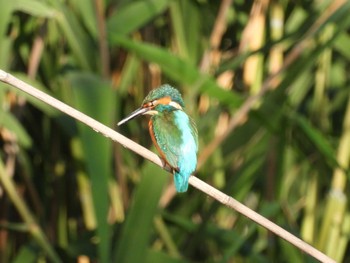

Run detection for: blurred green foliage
[[0, 0, 349, 262]]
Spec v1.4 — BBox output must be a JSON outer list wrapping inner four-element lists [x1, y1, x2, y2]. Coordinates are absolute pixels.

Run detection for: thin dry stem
[[28, 22, 46, 79], [94, 0, 110, 78], [0, 69, 335, 263], [199, 0, 232, 73]]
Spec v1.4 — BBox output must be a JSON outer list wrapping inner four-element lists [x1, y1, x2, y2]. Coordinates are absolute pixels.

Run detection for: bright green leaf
[[107, 0, 170, 35]]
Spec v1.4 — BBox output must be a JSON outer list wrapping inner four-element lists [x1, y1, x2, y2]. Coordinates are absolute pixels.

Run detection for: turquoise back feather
[[151, 105, 198, 192]]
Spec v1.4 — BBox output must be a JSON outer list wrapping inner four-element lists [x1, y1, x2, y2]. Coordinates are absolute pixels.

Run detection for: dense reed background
[[0, 0, 349, 262]]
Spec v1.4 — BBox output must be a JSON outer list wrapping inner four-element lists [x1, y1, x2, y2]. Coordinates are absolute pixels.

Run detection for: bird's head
[[118, 84, 185, 126]]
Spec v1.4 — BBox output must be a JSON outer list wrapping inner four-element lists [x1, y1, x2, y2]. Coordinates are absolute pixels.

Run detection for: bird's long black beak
[[118, 107, 149, 126]]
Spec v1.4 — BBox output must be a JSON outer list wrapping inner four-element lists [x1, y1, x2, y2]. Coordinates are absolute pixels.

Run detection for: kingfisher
[[118, 84, 198, 192]]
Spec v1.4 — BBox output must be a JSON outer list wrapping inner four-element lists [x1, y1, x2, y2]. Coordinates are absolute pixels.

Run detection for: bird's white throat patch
[[169, 101, 183, 110]]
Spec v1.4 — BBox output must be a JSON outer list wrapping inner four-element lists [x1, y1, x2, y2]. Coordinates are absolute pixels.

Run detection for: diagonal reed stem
[[0, 70, 335, 263]]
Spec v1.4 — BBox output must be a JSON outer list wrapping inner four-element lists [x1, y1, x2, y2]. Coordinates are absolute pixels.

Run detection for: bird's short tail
[[174, 171, 189, 193]]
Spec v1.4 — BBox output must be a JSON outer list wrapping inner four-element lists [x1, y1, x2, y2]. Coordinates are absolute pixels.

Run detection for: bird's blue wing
[[151, 112, 182, 169]]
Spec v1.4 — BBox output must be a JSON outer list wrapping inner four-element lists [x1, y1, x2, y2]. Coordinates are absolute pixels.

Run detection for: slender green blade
[[110, 35, 242, 108], [114, 162, 167, 262], [107, 0, 170, 36], [70, 72, 115, 263]]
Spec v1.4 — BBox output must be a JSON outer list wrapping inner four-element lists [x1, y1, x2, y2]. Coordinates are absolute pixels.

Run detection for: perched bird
[[118, 84, 198, 192]]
